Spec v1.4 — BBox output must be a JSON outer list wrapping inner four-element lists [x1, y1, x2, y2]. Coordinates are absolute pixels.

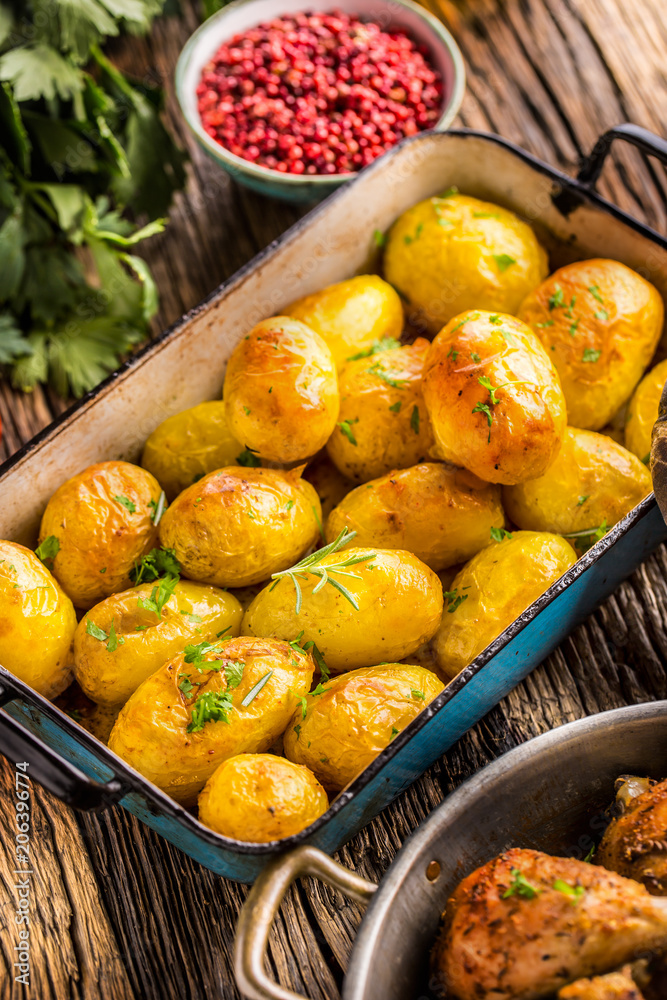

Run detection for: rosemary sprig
[[270, 529, 375, 613]]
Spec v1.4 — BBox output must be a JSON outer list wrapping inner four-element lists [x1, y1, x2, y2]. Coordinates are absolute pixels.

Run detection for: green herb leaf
[[389, 401, 402, 413], [184, 640, 224, 671], [187, 690, 233, 732], [493, 253, 516, 273], [472, 399, 493, 428], [594, 308, 609, 322], [502, 868, 540, 900], [447, 346, 459, 361], [582, 347, 602, 363], [490, 526, 512, 542], [148, 491, 167, 526], [130, 547, 180, 585], [137, 575, 179, 617], [241, 670, 273, 707], [548, 286, 565, 310], [270, 529, 374, 615], [366, 361, 406, 388], [225, 661, 245, 690], [114, 494, 136, 512], [35, 535, 59, 567], [347, 337, 401, 361], [338, 419, 359, 446], [179, 610, 202, 623], [373, 229, 386, 248], [553, 878, 585, 904], [85, 619, 108, 642], [236, 447, 261, 467], [410, 405, 420, 434], [106, 617, 124, 652], [577, 495, 590, 506], [588, 285, 604, 303], [411, 689, 426, 700], [444, 588, 469, 613], [178, 674, 195, 697]]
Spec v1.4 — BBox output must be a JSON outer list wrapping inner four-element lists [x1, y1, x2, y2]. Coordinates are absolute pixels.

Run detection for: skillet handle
[[577, 123, 667, 187], [0, 674, 125, 812], [234, 845, 377, 1000]]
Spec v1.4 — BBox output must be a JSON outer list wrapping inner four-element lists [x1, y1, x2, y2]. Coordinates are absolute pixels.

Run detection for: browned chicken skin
[[596, 779, 667, 895], [431, 848, 667, 1000], [558, 967, 645, 999]]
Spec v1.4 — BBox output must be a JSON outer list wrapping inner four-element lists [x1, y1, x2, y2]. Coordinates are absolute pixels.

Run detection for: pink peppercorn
[[196, 9, 444, 175]]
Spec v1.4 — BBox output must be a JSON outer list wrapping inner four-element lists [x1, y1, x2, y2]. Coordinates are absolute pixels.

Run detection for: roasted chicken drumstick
[[431, 848, 667, 1000], [596, 778, 667, 895]]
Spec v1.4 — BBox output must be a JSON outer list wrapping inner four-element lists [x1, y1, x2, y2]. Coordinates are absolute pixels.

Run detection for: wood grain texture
[[1, 1, 667, 997]]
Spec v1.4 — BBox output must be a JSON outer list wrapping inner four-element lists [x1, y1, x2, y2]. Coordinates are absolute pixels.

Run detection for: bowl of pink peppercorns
[[175, 0, 465, 201]]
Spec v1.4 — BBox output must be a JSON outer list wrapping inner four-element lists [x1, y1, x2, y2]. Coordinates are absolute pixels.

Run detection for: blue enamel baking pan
[[1, 123, 667, 883]]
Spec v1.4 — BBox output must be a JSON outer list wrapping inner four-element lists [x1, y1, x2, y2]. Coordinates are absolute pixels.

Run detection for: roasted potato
[[503, 427, 651, 545], [326, 463, 505, 570], [74, 580, 243, 708], [326, 339, 436, 483], [108, 636, 314, 805], [422, 311, 567, 485], [283, 664, 444, 792], [625, 358, 667, 463], [303, 452, 354, 520], [141, 401, 242, 502], [38, 461, 163, 610], [383, 192, 548, 334], [198, 754, 328, 841], [223, 316, 339, 464], [159, 466, 321, 588], [0, 541, 77, 698], [242, 546, 443, 673], [284, 275, 404, 370], [519, 259, 664, 430], [433, 531, 576, 680]]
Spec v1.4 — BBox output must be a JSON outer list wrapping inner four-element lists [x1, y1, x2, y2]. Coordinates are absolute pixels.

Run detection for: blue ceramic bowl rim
[[174, 0, 466, 189]]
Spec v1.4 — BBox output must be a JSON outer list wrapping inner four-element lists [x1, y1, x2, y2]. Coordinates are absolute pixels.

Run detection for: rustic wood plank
[[1, 1, 667, 998]]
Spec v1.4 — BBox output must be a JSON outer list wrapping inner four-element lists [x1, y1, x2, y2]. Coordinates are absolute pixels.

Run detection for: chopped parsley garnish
[[411, 689, 426, 700], [347, 337, 402, 361], [582, 347, 601, 363], [565, 296, 577, 318], [137, 575, 179, 617], [474, 211, 500, 218], [410, 405, 420, 434], [447, 346, 459, 361], [241, 669, 273, 707], [470, 351, 481, 363], [243, 406, 251, 415], [298, 695, 308, 719], [493, 253, 516, 273], [553, 878, 585, 904], [472, 400, 493, 437], [114, 494, 136, 512], [588, 284, 604, 303], [490, 527, 512, 542], [224, 660, 245, 690], [178, 674, 195, 697], [390, 726, 400, 739], [338, 419, 359, 446], [444, 587, 469, 613], [563, 519, 609, 550], [147, 492, 167, 527], [594, 308, 609, 322], [502, 868, 540, 900], [583, 844, 596, 863], [403, 223, 423, 245], [451, 312, 478, 333], [293, 723, 302, 740], [373, 229, 386, 248], [85, 617, 125, 651], [284, 500, 295, 511], [179, 610, 202, 623], [489, 315, 502, 324], [366, 362, 406, 388], [130, 547, 181, 585], [310, 682, 331, 697], [236, 447, 261, 467], [184, 640, 224, 670], [577, 495, 590, 506], [35, 535, 60, 568], [535, 319, 554, 328], [389, 401, 402, 413], [548, 286, 564, 310], [569, 319, 580, 336], [440, 185, 459, 197], [187, 690, 233, 733]]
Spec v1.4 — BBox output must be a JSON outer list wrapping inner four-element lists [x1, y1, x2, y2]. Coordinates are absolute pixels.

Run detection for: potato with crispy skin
[[422, 311, 567, 485], [159, 466, 321, 589], [384, 192, 548, 334], [142, 401, 242, 501], [38, 461, 163, 609], [0, 541, 76, 698], [198, 754, 328, 841], [74, 580, 243, 708], [326, 463, 505, 570], [242, 547, 443, 673], [519, 259, 664, 431], [326, 339, 435, 483], [625, 358, 667, 464], [503, 427, 651, 546], [284, 275, 403, 370], [108, 636, 314, 806], [283, 664, 443, 792], [433, 531, 576, 679], [223, 316, 339, 464], [595, 778, 667, 895]]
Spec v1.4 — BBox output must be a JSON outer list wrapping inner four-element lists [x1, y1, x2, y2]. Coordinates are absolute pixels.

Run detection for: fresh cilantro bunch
[[0, 0, 187, 397]]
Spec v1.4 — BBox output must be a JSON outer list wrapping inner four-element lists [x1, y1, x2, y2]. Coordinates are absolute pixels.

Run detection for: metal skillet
[[235, 700, 667, 1000]]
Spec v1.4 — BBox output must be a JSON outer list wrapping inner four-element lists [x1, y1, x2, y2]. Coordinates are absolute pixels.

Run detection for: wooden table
[[2, 2, 667, 997]]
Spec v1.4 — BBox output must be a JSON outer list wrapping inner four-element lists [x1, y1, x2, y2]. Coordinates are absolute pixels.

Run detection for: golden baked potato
[[422, 311, 567, 485], [503, 427, 652, 546], [141, 401, 242, 501], [223, 316, 339, 464], [198, 754, 328, 841], [242, 544, 443, 673], [74, 580, 243, 708], [625, 358, 667, 463], [383, 192, 548, 334], [284, 274, 404, 370], [303, 452, 354, 520], [325, 463, 505, 571], [519, 258, 664, 430], [108, 636, 314, 805], [325, 338, 436, 483], [159, 466, 321, 588], [0, 541, 76, 698], [38, 461, 163, 610], [433, 531, 577, 680], [283, 664, 444, 792]]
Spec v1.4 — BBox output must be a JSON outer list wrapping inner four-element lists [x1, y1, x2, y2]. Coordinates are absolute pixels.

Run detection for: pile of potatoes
[[1, 190, 663, 843]]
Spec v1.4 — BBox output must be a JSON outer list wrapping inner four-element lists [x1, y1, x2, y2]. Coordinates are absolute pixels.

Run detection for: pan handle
[[234, 844, 377, 1000], [577, 123, 667, 187], [0, 674, 126, 812]]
